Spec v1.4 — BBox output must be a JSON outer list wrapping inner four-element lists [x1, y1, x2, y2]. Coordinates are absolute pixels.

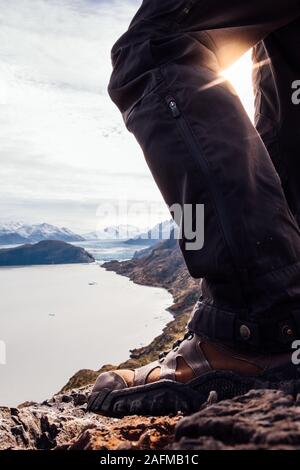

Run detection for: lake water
[[0, 239, 150, 264], [73, 239, 150, 263], [0, 263, 173, 407]]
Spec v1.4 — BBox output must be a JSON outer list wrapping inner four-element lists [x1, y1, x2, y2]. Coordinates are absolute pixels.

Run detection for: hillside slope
[[0, 240, 94, 266]]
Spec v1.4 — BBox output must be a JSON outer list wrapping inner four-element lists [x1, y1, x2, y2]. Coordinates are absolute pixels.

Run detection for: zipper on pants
[[165, 96, 247, 294], [175, 0, 198, 23]]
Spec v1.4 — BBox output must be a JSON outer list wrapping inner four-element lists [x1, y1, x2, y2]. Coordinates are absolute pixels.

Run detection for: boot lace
[[158, 331, 194, 363]]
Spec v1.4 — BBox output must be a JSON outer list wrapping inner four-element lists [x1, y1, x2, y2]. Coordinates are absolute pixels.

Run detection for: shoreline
[[0, 262, 172, 407], [61, 239, 200, 392]]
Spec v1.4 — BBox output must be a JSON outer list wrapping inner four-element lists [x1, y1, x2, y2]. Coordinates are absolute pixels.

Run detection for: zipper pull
[[183, 0, 197, 16], [167, 97, 181, 118], [176, 0, 197, 23]]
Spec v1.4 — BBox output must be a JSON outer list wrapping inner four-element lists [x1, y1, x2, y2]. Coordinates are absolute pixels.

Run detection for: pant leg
[[108, 0, 300, 352], [253, 17, 300, 226]]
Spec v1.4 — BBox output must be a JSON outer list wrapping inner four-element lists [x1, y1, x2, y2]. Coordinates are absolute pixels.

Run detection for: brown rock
[[2, 388, 300, 450], [0, 386, 179, 450], [173, 389, 300, 450]]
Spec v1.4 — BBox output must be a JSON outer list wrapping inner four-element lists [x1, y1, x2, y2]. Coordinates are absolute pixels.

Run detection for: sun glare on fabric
[[222, 50, 255, 122]]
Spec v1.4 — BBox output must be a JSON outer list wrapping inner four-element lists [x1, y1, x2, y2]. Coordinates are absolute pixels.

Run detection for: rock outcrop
[[1, 387, 300, 450], [0, 386, 180, 450], [174, 389, 300, 450]]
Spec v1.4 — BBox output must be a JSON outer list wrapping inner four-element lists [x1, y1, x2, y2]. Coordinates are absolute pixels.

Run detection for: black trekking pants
[[108, 0, 300, 352]]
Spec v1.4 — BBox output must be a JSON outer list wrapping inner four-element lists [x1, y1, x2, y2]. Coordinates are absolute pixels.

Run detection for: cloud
[[0, 0, 254, 231], [0, 0, 166, 230]]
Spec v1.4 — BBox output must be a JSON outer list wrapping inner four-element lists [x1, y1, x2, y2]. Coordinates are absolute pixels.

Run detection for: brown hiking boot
[[87, 332, 300, 417]]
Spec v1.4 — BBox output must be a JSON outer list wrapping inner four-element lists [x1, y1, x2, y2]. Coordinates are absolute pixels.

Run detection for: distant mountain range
[[125, 220, 176, 246], [0, 223, 84, 245], [0, 221, 176, 246], [83, 225, 142, 241], [0, 241, 94, 266]]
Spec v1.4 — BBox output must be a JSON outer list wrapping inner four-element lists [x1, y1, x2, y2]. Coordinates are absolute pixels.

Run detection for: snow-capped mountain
[[0, 221, 25, 233], [83, 225, 142, 241], [0, 222, 84, 245], [125, 220, 177, 246]]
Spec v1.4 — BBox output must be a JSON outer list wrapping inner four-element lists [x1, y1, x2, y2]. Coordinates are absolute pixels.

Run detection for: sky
[[0, 0, 254, 233]]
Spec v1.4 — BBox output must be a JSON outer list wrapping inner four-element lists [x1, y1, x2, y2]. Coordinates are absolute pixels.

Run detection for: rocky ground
[[0, 385, 179, 450], [2, 239, 300, 450], [2, 386, 300, 450]]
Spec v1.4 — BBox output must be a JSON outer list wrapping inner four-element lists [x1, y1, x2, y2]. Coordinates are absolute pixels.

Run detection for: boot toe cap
[[92, 371, 128, 393]]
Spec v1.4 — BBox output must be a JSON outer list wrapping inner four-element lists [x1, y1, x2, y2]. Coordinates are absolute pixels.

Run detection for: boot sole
[[87, 366, 300, 417]]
